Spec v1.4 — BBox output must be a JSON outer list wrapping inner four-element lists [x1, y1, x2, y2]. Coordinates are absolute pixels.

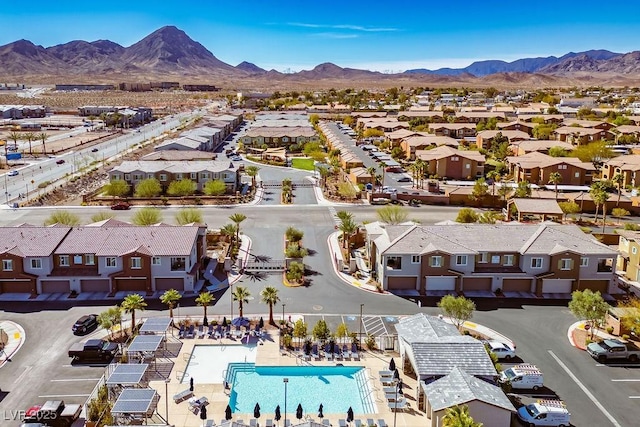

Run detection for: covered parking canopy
[[111, 388, 159, 422], [506, 197, 564, 222]]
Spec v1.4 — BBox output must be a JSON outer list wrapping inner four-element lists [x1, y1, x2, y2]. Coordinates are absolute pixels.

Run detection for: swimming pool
[[182, 344, 257, 384], [228, 364, 376, 415]]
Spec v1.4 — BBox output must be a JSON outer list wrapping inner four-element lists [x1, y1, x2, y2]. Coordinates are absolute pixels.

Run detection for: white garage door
[[542, 279, 573, 294], [425, 276, 456, 291]]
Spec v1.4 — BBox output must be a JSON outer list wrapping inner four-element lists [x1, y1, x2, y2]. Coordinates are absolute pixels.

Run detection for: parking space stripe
[[629, 396, 640, 399], [548, 350, 622, 427], [51, 378, 101, 382], [38, 394, 90, 398], [611, 379, 640, 382]]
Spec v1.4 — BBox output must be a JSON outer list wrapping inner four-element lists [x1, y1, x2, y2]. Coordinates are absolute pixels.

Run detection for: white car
[[485, 340, 516, 360], [8, 170, 19, 176]]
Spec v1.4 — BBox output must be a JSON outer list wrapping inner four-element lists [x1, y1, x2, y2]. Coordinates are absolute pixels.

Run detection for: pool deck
[[151, 327, 424, 427]]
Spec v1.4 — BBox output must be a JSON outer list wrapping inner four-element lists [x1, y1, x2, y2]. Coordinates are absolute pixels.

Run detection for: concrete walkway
[[567, 320, 618, 350], [0, 320, 26, 369]]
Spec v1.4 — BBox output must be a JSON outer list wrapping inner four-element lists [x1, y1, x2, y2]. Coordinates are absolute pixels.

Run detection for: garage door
[[155, 278, 185, 291], [425, 276, 456, 291], [41, 280, 71, 294], [463, 277, 492, 291], [387, 276, 417, 290], [502, 278, 532, 292], [115, 278, 148, 292], [0, 280, 32, 293], [81, 279, 111, 293], [579, 280, 610, 294], [542, 279, 573, 294]]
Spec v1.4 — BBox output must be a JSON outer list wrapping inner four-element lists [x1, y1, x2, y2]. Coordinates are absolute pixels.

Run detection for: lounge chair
[[324, 343, 333, 361], [178, 324, 185, 338], [250, 419, 258, 427], [378, 420, 388, 427], [339, 419, 347, 427], [366, 419, 375, 427], [351, 343, 360, 361], [322, 420, 331, 427], [379, 370, 394, 378], [198, 325, 206, 338], [387, 397, 407, 411], [354, 420, 362, 427], [207, 324, 215, 338], [204, 421, 216, 427], [342, 344, 351, 360], [173, 389, 193, 403], [265, 419, 273, 427], [311, 344, 321, 361], [185, 324, 195, 338], [334, 347, 343, 361], [214, 325, 222, 339]]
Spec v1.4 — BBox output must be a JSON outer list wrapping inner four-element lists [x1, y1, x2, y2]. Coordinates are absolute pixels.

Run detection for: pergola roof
[[111, 388, 158, 415], [106, 364, 148, 386], [139, 317, 171, 334], [128, 335, 163, 353], [510, 198, 563, 215]]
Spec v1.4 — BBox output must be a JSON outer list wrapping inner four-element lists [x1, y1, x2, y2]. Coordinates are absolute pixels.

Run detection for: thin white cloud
[[312, 32, 359, 39], [287, 22, 399, 32]]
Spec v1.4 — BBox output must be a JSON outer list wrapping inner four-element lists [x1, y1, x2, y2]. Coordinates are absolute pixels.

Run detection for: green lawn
[[291, 158, 315, 171]]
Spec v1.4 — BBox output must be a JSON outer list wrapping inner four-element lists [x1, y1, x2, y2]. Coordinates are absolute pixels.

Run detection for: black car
[[72, 314, 98, 335]]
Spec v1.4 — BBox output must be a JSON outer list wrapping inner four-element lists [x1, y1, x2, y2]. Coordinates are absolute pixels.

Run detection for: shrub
[[606, 326, 614, 334], [365, 334, 377, 350], [622, 334, 630, 341]]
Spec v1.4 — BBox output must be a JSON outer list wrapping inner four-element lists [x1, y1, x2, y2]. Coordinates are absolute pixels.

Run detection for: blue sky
[[2, 0, 640, 72]]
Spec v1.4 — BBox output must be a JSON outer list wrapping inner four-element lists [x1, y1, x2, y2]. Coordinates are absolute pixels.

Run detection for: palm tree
[[159, 289, 182, 323], [220, 224, 237, 244], [232, 286, 251, 318], [442, 405, 482, 427], [338, 216, 358, 249], [486, 170, 501, 196], [229, 213, 247, 249], [195, 291, 215, 326], [549, 172, 562, 200], [589, 183, 608, 223], [8, 131, 21, 153], [245, 165, 260, 189], [121, 293, 147, 334], [612, 173, 624, 206], [366, 166, 377, 187], [38, 132, 49, 155], [23, 132, 36, 156], [260, 286, 280, 325], [414, 158, 426, 189], [317, 165, 331, 189], [97, 306, 122, 339], [379, 161, 387, 191]]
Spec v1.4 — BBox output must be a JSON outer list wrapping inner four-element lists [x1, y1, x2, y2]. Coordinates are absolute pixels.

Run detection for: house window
[[430, 256, 442, 267], [2, 259, 13, 271], [411, 255, 420, 264], [106, 257, 117, 268], [633, 247, 638, 255], [152, 257, 161, 265], [282, 137, 289, 142], [30, 258, 42, 269], [112, 174, 121, 181], [74, 255, 83, 264], [201, 173, 209, 180], [504, 255, 514, 266], [85, 254, 95, 265], [176, 173, 183, 180], [59, 255, 70, 266], [131, 257, 142, 269], [451, 156, 459, 161], [491, 255, 501, 264], [465, 163, 471, 169], [190, 173, 197, 180], [159, 174, 167, 182], [531, 258, 543, 269], [478, 252, 489, 263], [560, 258, 573, 270], [387, 256, 402, 269], [125, 174, 131, 180], [597, 258, 613, 273], [574, 172, 580, 178], [456, 255, 467, 266], [558, 165, 567, 170], [171, 257, 186, 271], [147, 174, 154, 179], [133, 174, 142, 180]]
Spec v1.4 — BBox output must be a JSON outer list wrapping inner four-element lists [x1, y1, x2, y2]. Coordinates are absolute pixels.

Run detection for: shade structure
[[347, 407, 354, 423], [394, 368, 400, 380], [190, 377, 194, 391], [318, 404, 324, 419], [398, 379, 403, 395], [232, 317, 250, 327], [128, 334, 163, 353], [225, 404, 233, 420], [254, 403, 261, 419], [139, 317, 171, 334], [111, 388, 158, 417], [296, 404, 303, 420], [388, 358, 396, 372], [275, 405, 281, 421], [200, 405, 208, 420], [106, 363, 148, 387]]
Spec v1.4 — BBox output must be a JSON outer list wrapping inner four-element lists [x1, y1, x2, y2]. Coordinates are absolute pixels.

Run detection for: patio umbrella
[[275, 405, 282, 422], [388, 358, 396, 371], [394, 368, 400, 380], [254, 403, 261, 419], [397, 379, 403, 395], [318, 404, 324, 419], [225, 404, 233, 421], [200, 405, 208, 421], [259, 317, 264, 329], [329, 341, 335, 354], [190, 377, 194, 392], [347, 407, 354, 424], [296, 404, 303, 420], [223, 316, 227, 327], [232, 317, 250, 327]]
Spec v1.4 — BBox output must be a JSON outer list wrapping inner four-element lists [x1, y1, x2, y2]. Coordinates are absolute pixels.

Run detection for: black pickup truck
[[68, 339, 118, 362]]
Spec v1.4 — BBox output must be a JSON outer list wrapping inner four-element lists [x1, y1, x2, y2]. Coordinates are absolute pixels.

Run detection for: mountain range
[[1, 25, 640, 87]]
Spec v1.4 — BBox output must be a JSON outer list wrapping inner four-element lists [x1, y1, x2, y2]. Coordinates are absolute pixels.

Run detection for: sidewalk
[[0, 320, 26, 369], [567, 320, 617, 350]]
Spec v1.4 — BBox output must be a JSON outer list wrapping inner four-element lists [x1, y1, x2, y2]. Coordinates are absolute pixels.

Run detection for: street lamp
[[393, 379, 399, 427], [282, 304, 286, 328], [283, 378, 289, 427], [359, 304, 364, 350], [164, 378, 170, 425]]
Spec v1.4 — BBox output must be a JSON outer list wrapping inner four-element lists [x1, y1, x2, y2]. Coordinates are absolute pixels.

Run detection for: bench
[[173, 389, 194, 403]]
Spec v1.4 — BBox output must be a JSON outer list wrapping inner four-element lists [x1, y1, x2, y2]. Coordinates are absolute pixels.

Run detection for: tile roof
[[402, 135, 459, 148], [155, 137, 202, 149], [141, 150, 217, 161], [477, 130, 530, 140], [424, 367, 515, 412], [0, 226, 71, 257], [511, 140, 573, 153], [506, 151, 595, 170], [416, 146, 485, 162], [554, 126, 607, 136], [54, 225, 201, 256], [111, 160, 235, 174], [605, 154, 640, 169]]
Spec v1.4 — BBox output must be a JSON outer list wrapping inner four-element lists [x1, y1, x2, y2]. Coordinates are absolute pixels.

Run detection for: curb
[[0, 321, 26, 369]]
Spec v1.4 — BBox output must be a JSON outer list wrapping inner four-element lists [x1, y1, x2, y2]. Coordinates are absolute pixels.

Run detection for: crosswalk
[[327, 206, 341, 226]]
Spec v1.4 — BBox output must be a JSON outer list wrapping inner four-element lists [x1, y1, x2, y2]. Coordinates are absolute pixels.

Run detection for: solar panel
[[106, 364, 148, 385], [112, 388, 157, 415], [139, 317, 172, 333], [128, 335, 163, 352]]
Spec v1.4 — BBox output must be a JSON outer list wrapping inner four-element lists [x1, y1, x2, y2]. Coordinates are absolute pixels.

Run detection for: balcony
[[474, 264, 523, 274]]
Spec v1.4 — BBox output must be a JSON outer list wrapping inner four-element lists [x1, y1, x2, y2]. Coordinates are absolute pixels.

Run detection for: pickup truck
[[586, 339, 640, 362], [68, 339, 118, 362], [22, 400, 82, 427]]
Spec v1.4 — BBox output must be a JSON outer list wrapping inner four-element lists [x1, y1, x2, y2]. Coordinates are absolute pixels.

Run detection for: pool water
[[228, 364, 376, 415], [182, 344, 257, 384]]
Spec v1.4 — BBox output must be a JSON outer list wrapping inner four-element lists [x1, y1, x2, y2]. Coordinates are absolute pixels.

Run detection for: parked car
[[231, 156, 242, 161], [8, 170, 19, 176], [56, 159, 65, 164], [517, 400, 570, 427], [68, 339, 118, 362], [397, 177, 412, 182], [587, 338, 640, 362], [72, 314, 98, 335], [110, 202, 130, 210], [91, 148, 99, 152], [484, 340, 516, 360]]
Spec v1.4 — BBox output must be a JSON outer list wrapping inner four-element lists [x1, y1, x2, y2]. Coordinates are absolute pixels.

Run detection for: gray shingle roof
[[410, 338, 497, 378], [111, 160, 234, 174], [0, 226, 71, 257], [395, 313, 460, 343], [424, 367, 514, 412]]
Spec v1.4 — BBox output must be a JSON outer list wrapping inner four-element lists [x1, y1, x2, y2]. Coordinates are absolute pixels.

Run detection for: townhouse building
[[365, 222, 617, 296], [476, 130, 530, 150], [109, 160, 239, 193], [553, 126, 614, 144], [427, 123, 476, 138], [506, 151, 595, 186], [240, 127, 319, 148], [400, 135, 458, 160], [454, 111, 506, 123], [601, 154, 640, 187], [415, 146, 485, 180], [615, 230, 640, 294], [0, 223, 206, 295]]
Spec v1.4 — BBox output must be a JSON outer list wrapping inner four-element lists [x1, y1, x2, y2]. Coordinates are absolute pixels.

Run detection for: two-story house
[[415, 146, 485, 180], [615, 230, 640, 295], [366, 222, 618, 297], [109, 160, 239, 193], [400, 135, 458, 160], [476, 130, 530, 150], [428, 123, 476, 138], [601, 154, 640, 187], [506, 151, 595, 186]]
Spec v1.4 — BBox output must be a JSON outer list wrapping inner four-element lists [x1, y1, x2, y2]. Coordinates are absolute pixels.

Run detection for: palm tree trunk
[[602, 204, 607, 233], [239, 301, 244, 317], [269, 303, 274, 325], [131, 311, 136, 334], [617, 187, 621, 207]]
